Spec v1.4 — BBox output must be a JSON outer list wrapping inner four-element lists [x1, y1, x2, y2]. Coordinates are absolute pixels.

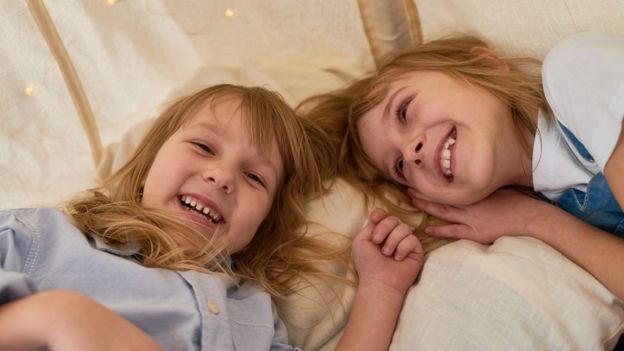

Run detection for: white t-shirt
[[532, 33, 624, 201]]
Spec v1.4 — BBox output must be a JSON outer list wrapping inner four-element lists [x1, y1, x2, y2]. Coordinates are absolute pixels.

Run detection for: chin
[[443, 191, 487, 206]]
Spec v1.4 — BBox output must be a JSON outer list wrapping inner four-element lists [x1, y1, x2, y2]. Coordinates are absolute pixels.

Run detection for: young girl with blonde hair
[[302, 34, 624, 301], [0, 84, 423, 350]]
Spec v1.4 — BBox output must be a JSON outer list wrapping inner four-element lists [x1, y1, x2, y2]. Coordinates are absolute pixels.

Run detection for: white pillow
[[392, 237, 624, 350]]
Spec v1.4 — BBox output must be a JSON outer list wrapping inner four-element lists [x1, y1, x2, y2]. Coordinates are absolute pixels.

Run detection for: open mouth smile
[[438, 126, 457, 182], [179, 195, 225, 225]]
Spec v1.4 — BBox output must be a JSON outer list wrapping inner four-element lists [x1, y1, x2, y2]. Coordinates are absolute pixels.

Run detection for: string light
[[224, 8, 237, 18], [106, 0, 117, 5], [24, 85, 35, 96]]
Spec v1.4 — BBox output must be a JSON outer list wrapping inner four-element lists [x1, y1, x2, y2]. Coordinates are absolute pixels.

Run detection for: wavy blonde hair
[[66, 84, 345, 299], [299, 36, 549, 251]]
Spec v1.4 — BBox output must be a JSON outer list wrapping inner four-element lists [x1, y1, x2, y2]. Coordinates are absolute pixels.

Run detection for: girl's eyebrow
[[383, 86, 406, 122], [379, 87, 406, 181], [193, 122, 220, 133], [384, 158, 394, 180], [250, 155, 280, 184], [190, 122, 279, 186], [190, 121, 280, 185], [385, 155, 400, 183]]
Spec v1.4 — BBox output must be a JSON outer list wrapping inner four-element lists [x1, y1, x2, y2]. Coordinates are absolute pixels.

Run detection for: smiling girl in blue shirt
[[0, 84, 423, 351]]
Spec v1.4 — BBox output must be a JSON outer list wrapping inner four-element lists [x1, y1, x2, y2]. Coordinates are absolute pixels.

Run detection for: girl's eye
[[395, 97, 413, 122], [394, 158, 405, 179], [245, 172, 266, 188], [192, 142, 215, 155]]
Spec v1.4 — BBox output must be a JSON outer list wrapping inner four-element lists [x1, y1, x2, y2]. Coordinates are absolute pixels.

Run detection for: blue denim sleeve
[[0, 209, 39, 304]]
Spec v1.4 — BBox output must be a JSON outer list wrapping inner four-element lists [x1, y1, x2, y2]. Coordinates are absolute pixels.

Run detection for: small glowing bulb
[[106, 0, 117, 5], [24, 86, 35, 96], [224, 8, 237, 17]]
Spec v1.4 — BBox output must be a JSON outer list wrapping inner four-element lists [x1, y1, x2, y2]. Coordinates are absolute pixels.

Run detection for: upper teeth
[[181, 195, 223, 224], [441, 135, 456, 176]]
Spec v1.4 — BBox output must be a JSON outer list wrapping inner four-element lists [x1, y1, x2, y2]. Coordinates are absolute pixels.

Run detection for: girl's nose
[[404, 136, 425, 169], [202, 169, 234, 194]]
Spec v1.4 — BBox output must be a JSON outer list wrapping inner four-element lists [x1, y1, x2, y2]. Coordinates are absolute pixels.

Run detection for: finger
[[410, 197, 443, 211], [371, 216, 400, 244], [381, 223, 412, 256], [393, 234, 423, 261], [412, 198, 464, 223], [369, 207, 388, 224], [425, 224, 473, 239]]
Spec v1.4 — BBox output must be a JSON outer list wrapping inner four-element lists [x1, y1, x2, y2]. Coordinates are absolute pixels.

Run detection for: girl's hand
[[409, 188, 544, 244], [352, 208, 424, 294], [0, 290, 161, 351], [338, 209, 423, 351]]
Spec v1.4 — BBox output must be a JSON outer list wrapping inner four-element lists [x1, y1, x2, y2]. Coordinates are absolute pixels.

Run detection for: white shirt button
[[207, 300, 220, 315]]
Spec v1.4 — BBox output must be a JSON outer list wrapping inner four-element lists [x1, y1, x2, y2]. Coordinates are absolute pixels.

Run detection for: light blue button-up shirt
[[0, 208, 299, 351]]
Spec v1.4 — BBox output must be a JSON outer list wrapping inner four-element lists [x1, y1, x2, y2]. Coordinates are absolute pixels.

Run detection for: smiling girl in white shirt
[[302, 34, 624, 302]]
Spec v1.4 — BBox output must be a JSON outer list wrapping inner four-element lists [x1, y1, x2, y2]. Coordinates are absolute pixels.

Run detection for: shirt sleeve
[[542, 33, 624, 171], [0, 210, 40, 304]]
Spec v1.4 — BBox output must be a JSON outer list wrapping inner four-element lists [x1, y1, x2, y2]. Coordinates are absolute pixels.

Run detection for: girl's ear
[[470, 46, 509, 71]]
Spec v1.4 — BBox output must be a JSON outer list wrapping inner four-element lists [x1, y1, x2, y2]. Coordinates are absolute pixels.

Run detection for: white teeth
[[440, 134, 456, 176], [180, 195, 223, 224]]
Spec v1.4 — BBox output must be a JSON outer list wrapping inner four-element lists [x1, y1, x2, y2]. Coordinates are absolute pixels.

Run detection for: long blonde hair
[[66, 84, 343, 298], [299, 36, 548, 251]]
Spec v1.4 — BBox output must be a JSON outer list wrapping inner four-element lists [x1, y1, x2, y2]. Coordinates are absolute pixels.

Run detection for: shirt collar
[[89, 234, 142, 257], [88, 233, 234, 269]]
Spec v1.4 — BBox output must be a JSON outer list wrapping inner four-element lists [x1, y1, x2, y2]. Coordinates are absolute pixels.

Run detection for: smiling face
[[141, 96, 284, 254], [358, 70, 532, 206]]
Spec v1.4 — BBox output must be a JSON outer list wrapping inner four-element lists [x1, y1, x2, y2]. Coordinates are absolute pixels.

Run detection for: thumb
[[355, 220, 376, 242], [369, 207, 388, 224]]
